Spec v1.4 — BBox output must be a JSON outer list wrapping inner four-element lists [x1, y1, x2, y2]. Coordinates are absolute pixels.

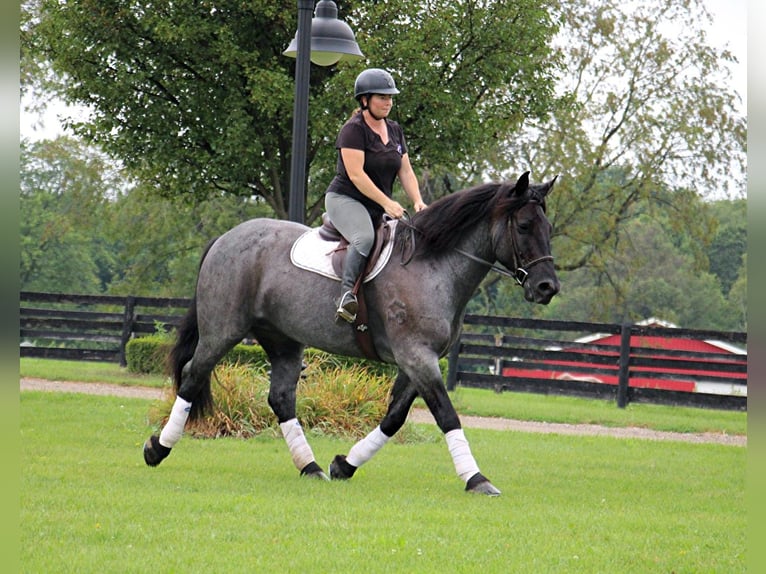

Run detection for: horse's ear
[[537, 175, 558, 199], [512, 171, 530, 197]]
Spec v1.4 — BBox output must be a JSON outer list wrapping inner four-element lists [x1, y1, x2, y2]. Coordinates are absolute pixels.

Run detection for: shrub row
[[125, 334, 403, 379], [125, 334, 270, 375]]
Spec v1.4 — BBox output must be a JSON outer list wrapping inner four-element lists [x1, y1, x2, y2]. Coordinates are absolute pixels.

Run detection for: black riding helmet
[[354, 68, 400, 109]]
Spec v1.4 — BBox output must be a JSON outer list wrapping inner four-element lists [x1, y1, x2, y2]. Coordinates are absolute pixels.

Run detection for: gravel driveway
[[20, 377, 746, 447]]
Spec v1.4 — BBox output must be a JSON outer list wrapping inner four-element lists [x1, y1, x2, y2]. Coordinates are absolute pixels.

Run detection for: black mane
[[395, 180, 530, 257]]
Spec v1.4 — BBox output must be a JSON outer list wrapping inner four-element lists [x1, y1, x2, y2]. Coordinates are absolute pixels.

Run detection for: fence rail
[[19, 292, 191, 366], [20, 293, 747, 410], [446, 315, 747, 410]]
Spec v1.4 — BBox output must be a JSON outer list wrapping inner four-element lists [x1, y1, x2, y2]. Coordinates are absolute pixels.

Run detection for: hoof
[[465, 472, 501, 496], [300, 461, 330, 481], [143, 435, 171, 467], [329, 454, 357, 480]]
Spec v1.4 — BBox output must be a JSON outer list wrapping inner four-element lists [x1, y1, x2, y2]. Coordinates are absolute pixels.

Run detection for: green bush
[[126, 335, 270, 375], [222, 343, 270, 368], [125, 334, 172, 374]]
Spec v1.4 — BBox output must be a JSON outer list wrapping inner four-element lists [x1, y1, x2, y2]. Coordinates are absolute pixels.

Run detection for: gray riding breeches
[[324, 192, 375, 258]]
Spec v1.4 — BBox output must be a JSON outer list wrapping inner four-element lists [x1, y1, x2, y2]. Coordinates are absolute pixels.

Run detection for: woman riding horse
[[325, 68, 427, 323], [143, 156, 559, 496]]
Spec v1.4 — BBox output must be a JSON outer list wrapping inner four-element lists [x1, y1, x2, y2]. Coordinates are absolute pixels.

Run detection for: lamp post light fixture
[[284, 0, 363, 223]]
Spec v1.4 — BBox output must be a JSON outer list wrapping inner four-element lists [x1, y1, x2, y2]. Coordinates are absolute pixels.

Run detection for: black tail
[[166, 238, 219, 421]]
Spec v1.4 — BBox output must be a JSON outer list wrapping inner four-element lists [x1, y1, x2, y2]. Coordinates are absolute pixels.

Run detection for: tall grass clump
[[148, 354, 434, 443]]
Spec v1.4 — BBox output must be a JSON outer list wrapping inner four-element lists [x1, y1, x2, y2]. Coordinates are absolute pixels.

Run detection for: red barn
[[501, 318, 747, 397]]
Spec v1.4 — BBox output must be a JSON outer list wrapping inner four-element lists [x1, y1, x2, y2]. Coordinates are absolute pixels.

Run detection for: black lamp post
[[284, 0, 363, 224]]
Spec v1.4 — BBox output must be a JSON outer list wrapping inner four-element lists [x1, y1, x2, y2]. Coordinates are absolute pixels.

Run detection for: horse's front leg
[[413, 362, 501, 496], [266, 346, 329, 481], [329, 370, 417, 480]]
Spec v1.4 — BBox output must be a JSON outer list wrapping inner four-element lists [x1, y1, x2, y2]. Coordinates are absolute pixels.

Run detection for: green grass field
[[20, 391, 745, 573], [20, 357, 747, 436]]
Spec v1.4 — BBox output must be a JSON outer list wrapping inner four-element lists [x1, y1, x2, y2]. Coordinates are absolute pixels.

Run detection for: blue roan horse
[[143, 172, 559, 496]]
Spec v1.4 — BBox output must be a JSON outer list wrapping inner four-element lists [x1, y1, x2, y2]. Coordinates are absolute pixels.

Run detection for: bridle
[[398, 206, 554, 286], [453, 247, 552, 286]]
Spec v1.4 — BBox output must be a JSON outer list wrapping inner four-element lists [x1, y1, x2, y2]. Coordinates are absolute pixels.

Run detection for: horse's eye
[[517, 222, 530, 234]]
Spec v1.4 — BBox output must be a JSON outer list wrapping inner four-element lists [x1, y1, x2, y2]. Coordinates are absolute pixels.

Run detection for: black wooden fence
[[446, 315, 747, 410], [20, 292, 747, 410], [20, 291, 191, 366]]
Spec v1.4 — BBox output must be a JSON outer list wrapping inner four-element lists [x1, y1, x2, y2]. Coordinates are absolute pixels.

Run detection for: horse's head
[[493, 172, 560, 304]]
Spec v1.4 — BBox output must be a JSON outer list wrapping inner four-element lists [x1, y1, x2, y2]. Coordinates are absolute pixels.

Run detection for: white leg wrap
[[280, 418, 316, 471], [159, 396, 192, 449], [445, 428, 480, 483], [346, 426, 390, 468]]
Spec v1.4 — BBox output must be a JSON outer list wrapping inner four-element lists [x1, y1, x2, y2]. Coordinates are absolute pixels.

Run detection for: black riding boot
[[336, 246, 367, 323]]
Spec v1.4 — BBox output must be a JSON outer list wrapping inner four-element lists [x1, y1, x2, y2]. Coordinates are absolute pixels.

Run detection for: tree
[[103, 184, 271, 297], [22, 0, 562, 222], [536, 214, 738, 329], [707, 199, 746, 295], [20, 135, 272, 297], [20, 137, 119, 293], [457, 0, 746, 329], [489, 0, 745, 275], [727, 253, 746, 331]]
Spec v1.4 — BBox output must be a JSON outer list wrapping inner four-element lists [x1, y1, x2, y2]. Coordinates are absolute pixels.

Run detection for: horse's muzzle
[[525, 276, 560, 304]]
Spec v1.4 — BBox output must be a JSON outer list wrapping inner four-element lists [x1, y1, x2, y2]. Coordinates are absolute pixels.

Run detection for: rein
[[397, 208, 553, 286]]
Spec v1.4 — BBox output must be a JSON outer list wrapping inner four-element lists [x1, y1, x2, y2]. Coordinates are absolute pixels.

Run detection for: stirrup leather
[[336, 291, 358, 323]]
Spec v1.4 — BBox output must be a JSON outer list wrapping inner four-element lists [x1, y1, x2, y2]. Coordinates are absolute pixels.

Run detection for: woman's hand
[[413, 200, 427, 212], [384, 199, 405, 219]]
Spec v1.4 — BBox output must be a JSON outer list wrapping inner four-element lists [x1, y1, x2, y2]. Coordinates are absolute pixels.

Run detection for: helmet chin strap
[[366, 109, 386, 121]]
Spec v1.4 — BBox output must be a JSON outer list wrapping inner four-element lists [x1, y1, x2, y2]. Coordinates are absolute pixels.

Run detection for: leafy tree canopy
[[481, 199, 746, 332], [20, 136, 276, 297], [706, 199, 746, 294], [22, 0, 561, 222], [20, 138, 118, 293], [487, 0, 746, 275]]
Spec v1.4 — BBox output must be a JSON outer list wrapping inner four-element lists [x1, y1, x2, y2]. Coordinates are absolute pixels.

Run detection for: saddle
[[291, 214, 396, 362], [318, 213, 392, 281]]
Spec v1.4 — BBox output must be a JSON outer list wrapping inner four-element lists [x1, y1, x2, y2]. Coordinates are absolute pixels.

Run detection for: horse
[[143, 171, 559, 496]]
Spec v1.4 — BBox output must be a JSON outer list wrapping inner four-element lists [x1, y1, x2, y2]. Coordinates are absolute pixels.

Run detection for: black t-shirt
[[325, 112, 408, 222]]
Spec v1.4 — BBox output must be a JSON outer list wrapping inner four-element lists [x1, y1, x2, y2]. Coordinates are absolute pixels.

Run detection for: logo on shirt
[[397, 144, 402, 155]]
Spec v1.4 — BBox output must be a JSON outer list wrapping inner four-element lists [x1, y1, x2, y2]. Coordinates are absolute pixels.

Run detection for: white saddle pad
[[290, 219, 398, 282]]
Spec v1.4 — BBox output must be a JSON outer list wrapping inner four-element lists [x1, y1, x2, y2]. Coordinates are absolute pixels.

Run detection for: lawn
[[20, 391, 745, 573]]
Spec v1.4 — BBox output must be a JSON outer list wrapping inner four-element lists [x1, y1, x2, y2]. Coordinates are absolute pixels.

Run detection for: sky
[[704, 0, 747, 111], [19, 0, 748, 141]]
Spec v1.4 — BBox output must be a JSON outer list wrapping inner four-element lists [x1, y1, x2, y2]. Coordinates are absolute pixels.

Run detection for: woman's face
[[365, 94, 393, 118]]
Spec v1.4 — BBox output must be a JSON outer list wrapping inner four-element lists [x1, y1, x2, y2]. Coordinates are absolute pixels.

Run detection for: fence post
[[119, 296, 136, 367], [446, 337, 461, 391], [616, 322, 632, 408]]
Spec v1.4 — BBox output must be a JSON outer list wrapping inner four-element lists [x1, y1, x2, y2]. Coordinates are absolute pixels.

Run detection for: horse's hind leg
[[330, 369, 418, 480], [144, 333, 240, 467], [261, 339, 329, 481]]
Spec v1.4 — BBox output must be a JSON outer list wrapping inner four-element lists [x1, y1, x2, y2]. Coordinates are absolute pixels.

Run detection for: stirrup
[[335, 291, 358, 323]]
